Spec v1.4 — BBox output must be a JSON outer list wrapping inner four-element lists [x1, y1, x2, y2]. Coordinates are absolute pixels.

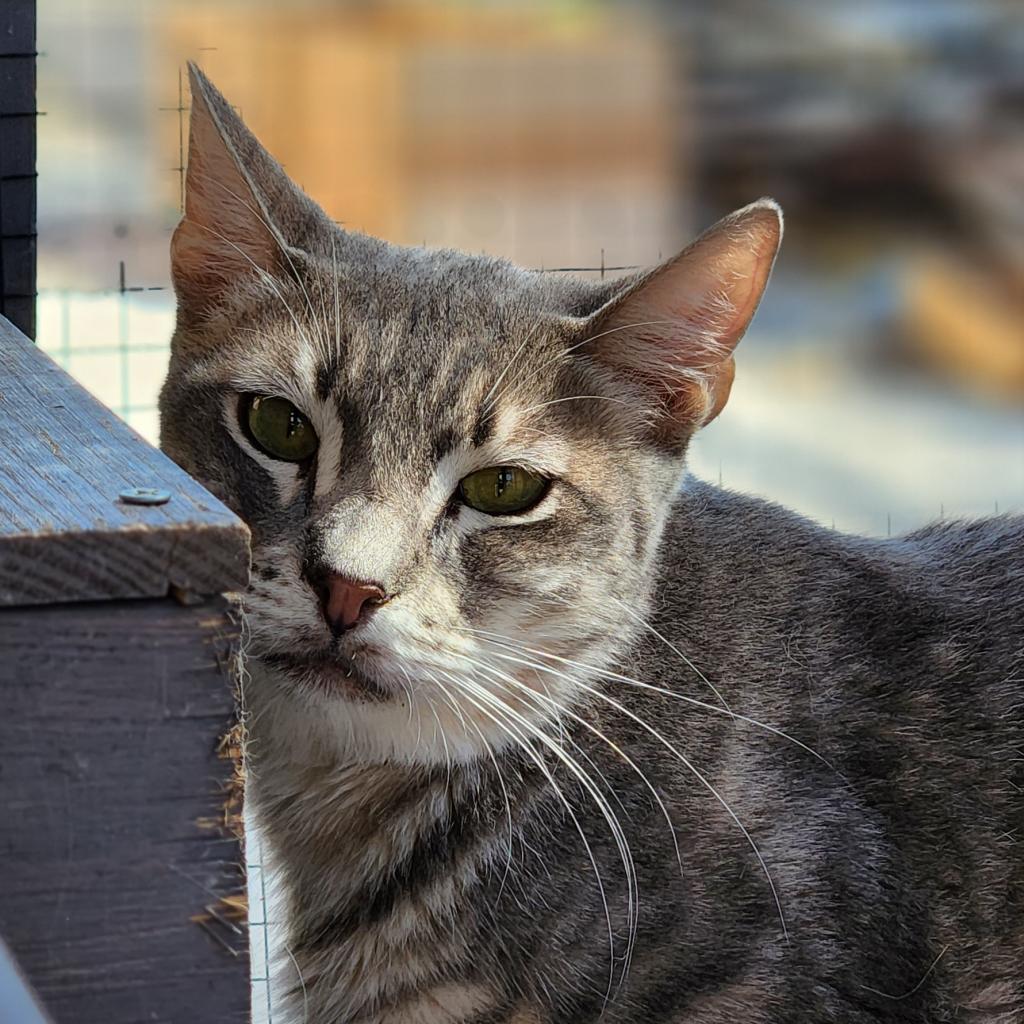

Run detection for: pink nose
[[316, 574, 387, 634]]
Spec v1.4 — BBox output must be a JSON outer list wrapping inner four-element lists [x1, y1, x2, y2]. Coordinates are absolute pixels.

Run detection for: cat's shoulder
[[663, 476, 840, 560]]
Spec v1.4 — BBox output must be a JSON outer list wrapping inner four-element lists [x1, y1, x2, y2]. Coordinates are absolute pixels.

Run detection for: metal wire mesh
[[36, 286, 173, 443], [245, 818, 278, 1024]]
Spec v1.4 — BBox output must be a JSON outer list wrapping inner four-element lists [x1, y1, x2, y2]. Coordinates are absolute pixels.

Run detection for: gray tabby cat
[[160, 66, 1024, 1024]]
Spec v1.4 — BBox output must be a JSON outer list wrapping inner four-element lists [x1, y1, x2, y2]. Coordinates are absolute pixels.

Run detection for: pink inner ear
[[171, 70, 283, 314], [590, 202, 782, 435]]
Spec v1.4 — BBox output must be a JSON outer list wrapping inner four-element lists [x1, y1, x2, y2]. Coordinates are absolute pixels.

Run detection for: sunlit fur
[[161, 68, 1024, 1024]]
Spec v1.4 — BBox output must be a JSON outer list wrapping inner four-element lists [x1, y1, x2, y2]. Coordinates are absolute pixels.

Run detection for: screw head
[[119, 487, 172, 507]]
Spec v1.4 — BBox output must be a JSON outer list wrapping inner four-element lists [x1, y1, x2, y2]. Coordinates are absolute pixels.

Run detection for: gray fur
[[160, 67, 1024, 1023]]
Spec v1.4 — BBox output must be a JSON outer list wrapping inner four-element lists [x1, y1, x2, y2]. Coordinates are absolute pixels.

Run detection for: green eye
[[458, 466, 548, 516], [244, 395, 319, 463]]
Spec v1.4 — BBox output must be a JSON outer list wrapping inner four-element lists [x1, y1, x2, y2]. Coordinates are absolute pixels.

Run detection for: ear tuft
[[580, 199, 783, 444]]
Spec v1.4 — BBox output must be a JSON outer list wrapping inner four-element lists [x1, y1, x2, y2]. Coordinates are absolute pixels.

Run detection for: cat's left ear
[[579, 199, 782, 443], [171, 64, 288, 320]]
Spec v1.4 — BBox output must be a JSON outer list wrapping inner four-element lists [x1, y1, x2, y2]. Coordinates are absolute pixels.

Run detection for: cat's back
[[642, 482, 1024, 1019], [661, 478, 1024, 640], [899, 511, 1024, 615], [655, 478, 1024, 760]]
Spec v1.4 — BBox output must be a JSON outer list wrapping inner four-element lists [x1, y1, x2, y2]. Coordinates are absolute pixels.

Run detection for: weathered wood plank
[[0, 597, 249, 1023], [0, 315, 250, 605]]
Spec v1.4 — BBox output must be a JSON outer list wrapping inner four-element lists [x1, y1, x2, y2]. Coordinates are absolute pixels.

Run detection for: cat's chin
[[263, 650, 394, 702]]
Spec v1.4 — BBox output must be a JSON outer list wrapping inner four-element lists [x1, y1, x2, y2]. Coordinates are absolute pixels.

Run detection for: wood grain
[[0, 597, 249, 1024], [0, 315, 250, 606]]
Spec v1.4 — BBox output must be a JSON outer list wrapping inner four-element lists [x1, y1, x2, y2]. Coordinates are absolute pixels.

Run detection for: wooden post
[[0, 0, 37, 338], [0, 315, 251, 1021]]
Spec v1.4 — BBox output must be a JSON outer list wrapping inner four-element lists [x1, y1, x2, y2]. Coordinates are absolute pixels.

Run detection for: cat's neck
[[245, 671, 519, 878]]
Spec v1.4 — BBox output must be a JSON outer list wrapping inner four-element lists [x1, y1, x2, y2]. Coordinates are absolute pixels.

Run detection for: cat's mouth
[[264, 649, 393, 702]]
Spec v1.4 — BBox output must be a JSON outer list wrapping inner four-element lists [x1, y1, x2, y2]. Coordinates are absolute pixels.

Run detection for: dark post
[[0, 0, 37, 338], [0, 314, 252, 1022]]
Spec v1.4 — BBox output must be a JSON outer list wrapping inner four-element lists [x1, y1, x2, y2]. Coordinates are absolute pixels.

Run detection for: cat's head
[[159, 66, 781, 766]]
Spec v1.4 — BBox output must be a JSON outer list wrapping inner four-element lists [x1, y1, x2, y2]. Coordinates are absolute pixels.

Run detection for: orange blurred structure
[[903, 256, 1024, 399], [902, 135, 1024, 400], [157, 3, 686, 268]]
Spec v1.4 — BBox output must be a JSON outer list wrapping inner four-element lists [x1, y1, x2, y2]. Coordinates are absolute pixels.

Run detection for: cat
[[160, 64, 1024, 1024]]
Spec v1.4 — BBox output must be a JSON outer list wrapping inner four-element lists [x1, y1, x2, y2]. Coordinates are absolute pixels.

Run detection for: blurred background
[[35, 0, 1024, 536]]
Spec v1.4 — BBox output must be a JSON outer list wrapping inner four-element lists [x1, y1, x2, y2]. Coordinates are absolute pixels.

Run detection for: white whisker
[[464, 626, 840, 777], [458, 649, 681, 873], [430, 670, 517, 900], [607, 596, 732, 714], [470, 635, 790, 942], [199, 223, 313, 355], [207, 179, 332, 364], [441, 673, 628, 1002], [506, 394, 637, 422], [284, 944, 310, 1024], [480, 322, 543, 415], [493, 319, 683, 412]]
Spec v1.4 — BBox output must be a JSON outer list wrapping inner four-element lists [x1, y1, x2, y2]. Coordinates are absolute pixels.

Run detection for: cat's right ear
[[171, 64, 287, 320], [573, 200, 782, 446]]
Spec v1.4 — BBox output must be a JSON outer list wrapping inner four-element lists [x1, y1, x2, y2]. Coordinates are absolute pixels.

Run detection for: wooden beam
[[0, 315, 250, 606], [0, 597, 249, 1023]]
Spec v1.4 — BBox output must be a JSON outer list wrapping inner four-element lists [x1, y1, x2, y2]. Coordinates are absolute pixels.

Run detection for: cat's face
[[160, 67, 781, 765]]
